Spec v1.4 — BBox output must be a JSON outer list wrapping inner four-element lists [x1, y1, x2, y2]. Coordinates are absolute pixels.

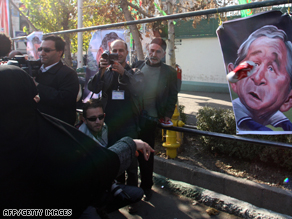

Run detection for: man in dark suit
[[33, 35, 79, 125]]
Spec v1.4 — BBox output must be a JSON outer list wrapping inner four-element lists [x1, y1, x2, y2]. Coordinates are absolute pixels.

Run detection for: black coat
[[132, 60, 179, 118], [35, 61, 79, 125], [0, 65, 121, 218]]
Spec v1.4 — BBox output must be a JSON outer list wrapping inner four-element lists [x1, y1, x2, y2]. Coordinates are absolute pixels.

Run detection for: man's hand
[[165, 116, 171, 122], [111, 61, 124, 76], [133, 139, 154, 161], [34, 94, 40, 103], [99, 58, 109, 69]]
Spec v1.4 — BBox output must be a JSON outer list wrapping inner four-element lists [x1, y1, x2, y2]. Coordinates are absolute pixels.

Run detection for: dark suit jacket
[[35, 61, 79, 125]]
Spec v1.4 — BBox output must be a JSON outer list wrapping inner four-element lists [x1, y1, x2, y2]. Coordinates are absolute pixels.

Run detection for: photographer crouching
[[88, 39, 144, 213]]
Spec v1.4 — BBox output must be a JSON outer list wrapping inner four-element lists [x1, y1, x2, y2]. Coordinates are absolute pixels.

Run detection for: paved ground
[[109, 183, 241, 219]]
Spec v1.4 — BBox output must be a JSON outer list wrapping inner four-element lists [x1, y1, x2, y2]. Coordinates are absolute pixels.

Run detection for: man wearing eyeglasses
[[33, 35, 79, 126], [79, 98, 108, 147], [87, 39, 144, 213]]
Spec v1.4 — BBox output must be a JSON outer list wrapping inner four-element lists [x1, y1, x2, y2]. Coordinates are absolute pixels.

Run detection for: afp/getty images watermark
[[3, 209, 72, 217]]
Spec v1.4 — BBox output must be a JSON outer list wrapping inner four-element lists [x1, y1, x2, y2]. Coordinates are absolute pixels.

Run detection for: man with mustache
[[132, 38, 179, 200], [228, 25, 292, 131], [88, 39, 143, 213], [79, 98, 108, 147]]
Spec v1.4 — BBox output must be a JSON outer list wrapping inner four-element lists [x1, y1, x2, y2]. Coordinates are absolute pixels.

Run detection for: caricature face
[[230, 37, 292, 118]]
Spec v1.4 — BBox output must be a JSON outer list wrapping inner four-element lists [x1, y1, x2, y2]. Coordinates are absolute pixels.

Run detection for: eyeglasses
[[37, 47, 56, 53], [86, 115, 105, 122]]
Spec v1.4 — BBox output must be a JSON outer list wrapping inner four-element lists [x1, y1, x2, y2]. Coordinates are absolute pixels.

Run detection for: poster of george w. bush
[[217, 11, 292, 135]]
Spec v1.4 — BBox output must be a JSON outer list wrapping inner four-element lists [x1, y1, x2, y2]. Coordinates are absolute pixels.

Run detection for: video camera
[[101, 50, 118, 65], [2, 55, 41, 77]]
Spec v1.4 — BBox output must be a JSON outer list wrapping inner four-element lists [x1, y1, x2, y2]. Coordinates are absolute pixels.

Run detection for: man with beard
[[88, 39, 143, 213], [132, 38, 179, 200], [79, 98, 108, 147], [227, 25, 292, 131]]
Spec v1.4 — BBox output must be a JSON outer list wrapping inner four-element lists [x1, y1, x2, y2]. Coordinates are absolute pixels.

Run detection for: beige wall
[[171, 38, 227, 84]]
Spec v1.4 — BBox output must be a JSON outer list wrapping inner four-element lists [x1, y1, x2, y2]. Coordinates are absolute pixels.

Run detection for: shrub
[[196, 106, 292, 170], [178, 105, 187, 124]]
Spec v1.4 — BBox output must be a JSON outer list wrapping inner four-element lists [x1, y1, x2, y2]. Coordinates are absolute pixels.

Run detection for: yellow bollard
[[162, 104, 185, 158]]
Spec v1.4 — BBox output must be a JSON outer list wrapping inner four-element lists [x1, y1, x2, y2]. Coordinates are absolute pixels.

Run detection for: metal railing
[[12, 0, 290, 40], [161, 125, 292, 149]]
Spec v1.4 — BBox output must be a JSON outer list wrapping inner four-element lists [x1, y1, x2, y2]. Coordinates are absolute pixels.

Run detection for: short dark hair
[[0, 33, 12, 57], [83, 98, 104, 118], [42, 35, 65, 56]]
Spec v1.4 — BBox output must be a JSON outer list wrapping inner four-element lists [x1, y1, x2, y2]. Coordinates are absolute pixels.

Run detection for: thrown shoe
[[159, 118, 173, 127], [226, 61, 256, 83]]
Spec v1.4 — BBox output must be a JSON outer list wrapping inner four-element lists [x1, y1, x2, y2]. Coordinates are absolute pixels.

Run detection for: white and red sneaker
[[159, 118, 173, 127], [226, 61, 256, 83]]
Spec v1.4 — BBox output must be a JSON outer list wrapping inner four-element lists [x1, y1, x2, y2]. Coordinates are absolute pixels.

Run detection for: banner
[[238, 0, 253, 18], [0, 0, 9, 35], [217, 11, 292, 135], [83, 29, 127, 101], [26, 31, 43, 60]]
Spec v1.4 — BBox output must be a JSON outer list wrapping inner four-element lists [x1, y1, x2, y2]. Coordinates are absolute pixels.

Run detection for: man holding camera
[[88, 39, 143, 212], [33, 35, 79, 126]]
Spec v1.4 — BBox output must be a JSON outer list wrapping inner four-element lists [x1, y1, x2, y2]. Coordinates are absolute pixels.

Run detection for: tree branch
[[125, 1, 153, 18]]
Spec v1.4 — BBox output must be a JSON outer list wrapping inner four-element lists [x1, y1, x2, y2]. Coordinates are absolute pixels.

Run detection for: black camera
[[4, 55, 41, 77], [101, 50, 118, 65]]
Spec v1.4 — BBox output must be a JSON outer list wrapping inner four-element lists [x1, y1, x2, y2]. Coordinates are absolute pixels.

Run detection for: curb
[[154, 156, 292, 217]]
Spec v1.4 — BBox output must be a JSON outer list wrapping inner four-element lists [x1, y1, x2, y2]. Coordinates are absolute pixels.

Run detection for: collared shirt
[[233, 98, 290, 128], [40, 62, 59, 73]]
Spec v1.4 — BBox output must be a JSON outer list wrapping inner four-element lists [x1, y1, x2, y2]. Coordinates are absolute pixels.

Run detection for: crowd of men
[[0, 33, 179, 218]]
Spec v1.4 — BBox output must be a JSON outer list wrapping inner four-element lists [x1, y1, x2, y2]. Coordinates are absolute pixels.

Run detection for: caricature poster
[[217, 11, 292, 135], [83, 29, 127, 102], [26, 31, 43, 60]]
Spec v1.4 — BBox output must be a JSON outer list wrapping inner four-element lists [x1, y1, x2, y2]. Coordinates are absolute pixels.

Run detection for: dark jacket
[[87, 64, 143, 131], [132, 60, 178, 118], [0, 65, 137, 218], [35, 61, 79, 125]]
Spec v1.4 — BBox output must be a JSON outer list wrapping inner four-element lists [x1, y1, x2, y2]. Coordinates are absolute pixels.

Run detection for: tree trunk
[[63, 33, 72, 67], [120, 0, 144, 61], [167, 1, 176, 68]]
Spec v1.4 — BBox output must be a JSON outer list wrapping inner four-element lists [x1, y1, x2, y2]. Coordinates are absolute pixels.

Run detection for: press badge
[[112, 90, 125, 100]]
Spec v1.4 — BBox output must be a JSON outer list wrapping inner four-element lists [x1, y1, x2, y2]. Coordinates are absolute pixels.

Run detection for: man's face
[[230, 37, 291, 118], [111, 41, 128, 65], [148, 43, 165, 65], [84, 107, 105, 136], [39, 40, 63, 67]]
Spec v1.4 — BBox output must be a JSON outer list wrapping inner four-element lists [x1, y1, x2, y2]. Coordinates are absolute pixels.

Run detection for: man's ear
[[58, 50, 63, 59], [227, 63, 238, 93], [280, 89, 292, 112]]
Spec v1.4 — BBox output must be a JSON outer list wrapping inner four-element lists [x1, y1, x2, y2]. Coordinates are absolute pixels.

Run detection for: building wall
[[171, 37, 229, 93]]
